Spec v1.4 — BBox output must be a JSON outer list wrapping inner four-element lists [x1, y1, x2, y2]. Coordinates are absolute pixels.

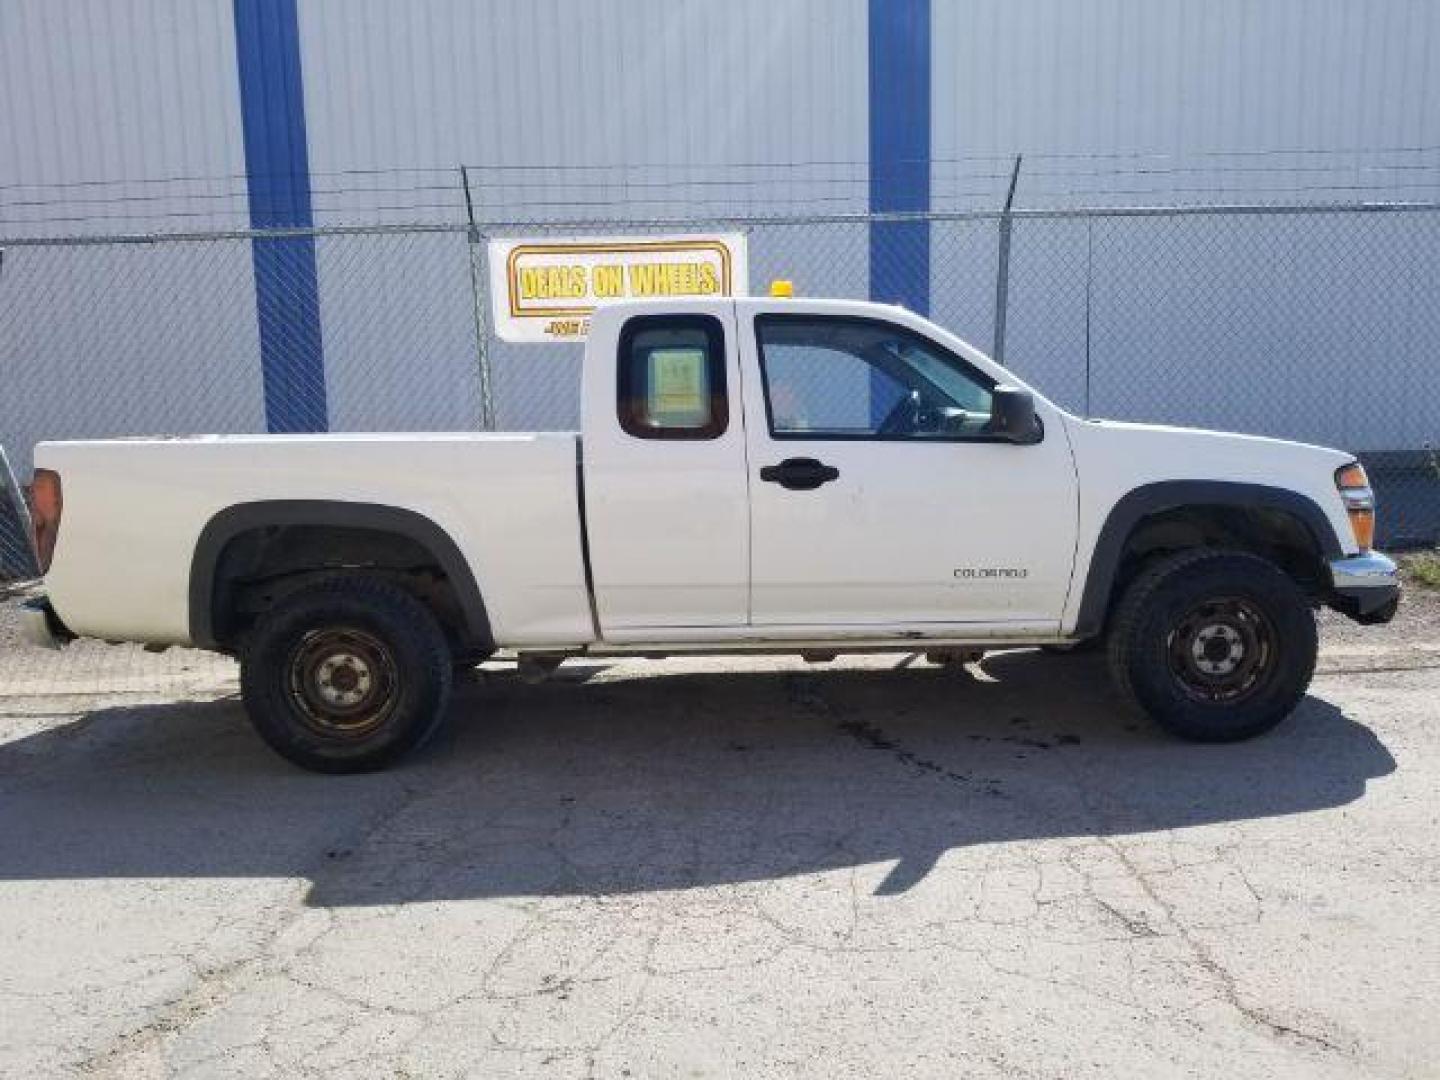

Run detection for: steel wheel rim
[[287, 626, 399, 738], [1165, 595, 1276, 705]]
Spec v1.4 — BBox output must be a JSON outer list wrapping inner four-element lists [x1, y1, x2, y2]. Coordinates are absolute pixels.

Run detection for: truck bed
[[36, 432, 595, 648]]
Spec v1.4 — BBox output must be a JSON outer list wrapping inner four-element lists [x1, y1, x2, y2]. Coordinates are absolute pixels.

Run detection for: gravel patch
[[1317, 560, 1440, 648]]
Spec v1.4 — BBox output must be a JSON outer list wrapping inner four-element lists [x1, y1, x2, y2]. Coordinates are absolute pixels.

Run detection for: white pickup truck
[[21, 293, 1398, 772]]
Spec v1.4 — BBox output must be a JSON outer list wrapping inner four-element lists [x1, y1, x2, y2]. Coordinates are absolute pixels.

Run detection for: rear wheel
[[1107, 550, 1317, 742], [240, 576, 453, 773]]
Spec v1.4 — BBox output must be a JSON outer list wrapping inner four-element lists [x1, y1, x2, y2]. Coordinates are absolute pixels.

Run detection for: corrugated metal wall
[[297, 0, 869, 221], [2, 1, 1439, 460], [5, 0, 1436, 227], [934, 0, 1440, 201], [0, 0, 250, 233], [0, 0, 266, 470]]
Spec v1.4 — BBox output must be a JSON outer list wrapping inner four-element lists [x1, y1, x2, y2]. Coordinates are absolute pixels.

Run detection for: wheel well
[[1103, 503, 1329, 627], [207, 524, 471, 651]]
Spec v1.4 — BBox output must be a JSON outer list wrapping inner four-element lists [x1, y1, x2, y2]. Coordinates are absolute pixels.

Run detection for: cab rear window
[[617, 314, 728, 439]]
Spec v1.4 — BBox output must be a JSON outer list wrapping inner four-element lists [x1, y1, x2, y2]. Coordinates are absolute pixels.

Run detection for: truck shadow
[[0, 650, 1396, 906]]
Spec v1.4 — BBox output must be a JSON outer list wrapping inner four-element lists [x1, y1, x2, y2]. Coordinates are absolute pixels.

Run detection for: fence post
[[991, 154, 1022, 366], [461, 166, 497, 432]]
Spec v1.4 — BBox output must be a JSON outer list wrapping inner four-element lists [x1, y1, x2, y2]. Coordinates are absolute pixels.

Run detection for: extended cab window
[[618, 314, 728, 439], [756, 314, 996, 440]]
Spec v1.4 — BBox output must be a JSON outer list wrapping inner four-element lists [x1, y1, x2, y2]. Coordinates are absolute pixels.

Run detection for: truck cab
[[582, 296, 1077, 642]]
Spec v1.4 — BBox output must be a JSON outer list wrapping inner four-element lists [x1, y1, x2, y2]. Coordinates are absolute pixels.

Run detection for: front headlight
[[1335, 462, 1375, 552]]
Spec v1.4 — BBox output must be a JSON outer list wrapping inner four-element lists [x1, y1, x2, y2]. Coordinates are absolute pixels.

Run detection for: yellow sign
[[487, 234, 749, 343]]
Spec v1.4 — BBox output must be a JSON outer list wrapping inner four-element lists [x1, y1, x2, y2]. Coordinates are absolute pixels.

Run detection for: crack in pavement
[[1054, 751, 1356, 1060], [792, 667, 1359, 1062], [74, 771, 444, 1076]]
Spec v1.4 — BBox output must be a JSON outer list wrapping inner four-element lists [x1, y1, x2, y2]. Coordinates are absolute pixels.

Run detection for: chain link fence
[[1004, 205, 1440, 546], [0, 445, 36, 587], [2, 202, 1437, 577]]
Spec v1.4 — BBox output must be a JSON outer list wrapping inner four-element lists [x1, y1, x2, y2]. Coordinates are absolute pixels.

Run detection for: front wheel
[[1107, 550, 1317, 742], [240, 576, 454, 773]]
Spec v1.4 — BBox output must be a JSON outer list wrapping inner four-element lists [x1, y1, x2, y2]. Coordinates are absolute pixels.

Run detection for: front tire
[[1107, 550, 1317, 742], [240, 576, 453, 773]]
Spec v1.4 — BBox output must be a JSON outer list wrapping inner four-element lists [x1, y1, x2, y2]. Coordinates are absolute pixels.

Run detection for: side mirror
[[988, 385, 1042, 444]]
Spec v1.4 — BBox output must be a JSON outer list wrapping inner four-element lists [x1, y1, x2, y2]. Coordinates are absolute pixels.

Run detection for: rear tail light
[[1335, 462, 1375, 552], [27, 468, 62, 573]]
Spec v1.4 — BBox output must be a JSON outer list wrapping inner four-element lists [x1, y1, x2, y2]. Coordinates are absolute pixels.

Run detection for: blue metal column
[[868, 0, 931, 310], [233, 0, 327, 432], [868, 0, 931, 421]]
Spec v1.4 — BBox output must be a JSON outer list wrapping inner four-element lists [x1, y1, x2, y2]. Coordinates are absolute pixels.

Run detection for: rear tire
[[240, 576, 453, 773], [1107, 550, 1317, 742]]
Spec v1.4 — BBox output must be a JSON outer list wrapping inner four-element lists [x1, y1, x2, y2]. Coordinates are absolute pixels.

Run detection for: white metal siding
[[0, 0, 264, 477], [296, 0, 870, 222], [0, 0, 251, 234], [932, 0, 1440, 207]]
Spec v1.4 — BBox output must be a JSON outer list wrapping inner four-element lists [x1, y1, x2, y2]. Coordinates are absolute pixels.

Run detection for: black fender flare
[[188, 500, 492, 649], [1073, 480, 1344, 637]]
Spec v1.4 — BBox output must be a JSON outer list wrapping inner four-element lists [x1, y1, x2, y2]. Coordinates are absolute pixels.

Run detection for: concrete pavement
[[0, 623, 1437, 1077]]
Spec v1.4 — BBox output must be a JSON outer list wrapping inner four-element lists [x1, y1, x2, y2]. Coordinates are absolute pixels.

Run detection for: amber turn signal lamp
[[27, 468, 63, 574], [1335, 463, 1375, 552]]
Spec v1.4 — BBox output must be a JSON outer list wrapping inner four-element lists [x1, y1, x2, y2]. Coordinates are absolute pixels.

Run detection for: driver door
[[740, 308, 1078, 629]]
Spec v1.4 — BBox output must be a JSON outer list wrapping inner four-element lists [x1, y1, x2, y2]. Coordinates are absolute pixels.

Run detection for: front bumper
[[1327, 551, 1401, 625], [19, 596, 73, 650]]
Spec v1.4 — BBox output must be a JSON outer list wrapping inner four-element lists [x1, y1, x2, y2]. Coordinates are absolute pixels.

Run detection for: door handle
[[759, 457, 840, 491]]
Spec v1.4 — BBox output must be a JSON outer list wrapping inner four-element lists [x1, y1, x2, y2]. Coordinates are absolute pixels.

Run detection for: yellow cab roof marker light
[[1335, 462, 1375, 552], [769, 279, 794, 298]]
